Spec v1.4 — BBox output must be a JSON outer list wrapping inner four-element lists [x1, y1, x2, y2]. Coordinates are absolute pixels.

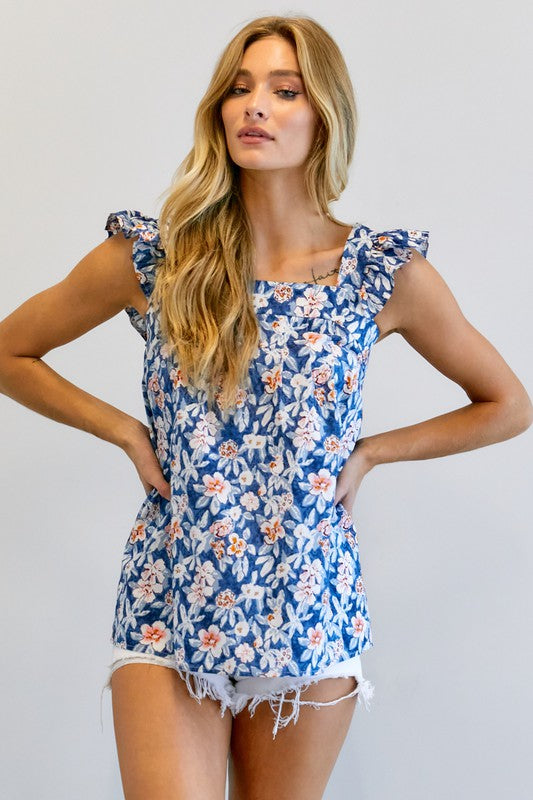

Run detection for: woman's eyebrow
[[235, 68, 302, 79]]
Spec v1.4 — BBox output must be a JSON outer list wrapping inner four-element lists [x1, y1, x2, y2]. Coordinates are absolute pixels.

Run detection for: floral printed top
[[105, 209, 430, 679]]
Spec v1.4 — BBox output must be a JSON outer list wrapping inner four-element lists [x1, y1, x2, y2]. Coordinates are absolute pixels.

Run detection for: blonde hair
[[152, 14, 358, 417]]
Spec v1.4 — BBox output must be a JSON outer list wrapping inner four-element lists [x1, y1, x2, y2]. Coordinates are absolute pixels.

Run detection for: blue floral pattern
[[104, 210, 429, 679]]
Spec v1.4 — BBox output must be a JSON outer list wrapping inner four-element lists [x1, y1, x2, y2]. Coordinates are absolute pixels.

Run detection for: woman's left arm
[[356, 249, 533, 470]]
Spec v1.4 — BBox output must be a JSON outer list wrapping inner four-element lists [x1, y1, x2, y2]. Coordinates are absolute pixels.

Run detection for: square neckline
[[253, 223, 360, 291]]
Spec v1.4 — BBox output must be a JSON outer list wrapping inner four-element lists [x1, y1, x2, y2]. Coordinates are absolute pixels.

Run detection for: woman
[[0, 14, 531, 800]]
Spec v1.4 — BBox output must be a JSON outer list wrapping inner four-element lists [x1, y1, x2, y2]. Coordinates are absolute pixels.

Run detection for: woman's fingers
[[125, 427, 171, 500], [155, 478, 171, 501]]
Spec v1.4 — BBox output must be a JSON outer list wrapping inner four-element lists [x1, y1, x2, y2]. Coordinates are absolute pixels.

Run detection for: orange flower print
[[268, 453, 283, 475], [313, 385, 327, 406], [216, 589, 237, 609], [139, 621, 170, 652], [210, 538, 225, 560], [343, 368, 359, 396], [318, 537, 330, 557], [266, 607, 283, 628], [202, 472, 231, 502], [198, 624, 226, 657], [227, 532, 247, 557], [129, 521, 146, 544], [262, 363, 283, 393], [219, 439, 239, 459], [308, 468, 335, 501], [344, 531, 357, 549], [302, 330, 329, 352], [272, 283, 294, 302], [167, 517, 184, 541], [324, 435, 342, 453], [373, 235, 390, 250], [261, 517, 285, 545]]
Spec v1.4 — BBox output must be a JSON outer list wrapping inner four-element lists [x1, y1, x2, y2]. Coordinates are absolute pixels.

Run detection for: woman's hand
[[334, 437, 375, 516], [122, 421, 171, 501]]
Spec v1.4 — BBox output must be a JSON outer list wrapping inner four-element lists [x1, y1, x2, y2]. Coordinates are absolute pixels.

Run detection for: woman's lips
[[238, 133, 273, 143]]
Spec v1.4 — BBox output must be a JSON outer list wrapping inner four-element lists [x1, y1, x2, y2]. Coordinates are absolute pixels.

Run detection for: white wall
[[1, 1, 532, 798]]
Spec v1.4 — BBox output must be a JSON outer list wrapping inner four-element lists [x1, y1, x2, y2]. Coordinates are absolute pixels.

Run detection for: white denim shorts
[[99, 645, 375, 739]]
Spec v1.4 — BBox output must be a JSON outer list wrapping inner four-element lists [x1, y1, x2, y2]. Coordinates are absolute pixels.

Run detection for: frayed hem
[[243, 672, 376, 740], [98, 650, 376, 740], [175, 665, 233, 720]]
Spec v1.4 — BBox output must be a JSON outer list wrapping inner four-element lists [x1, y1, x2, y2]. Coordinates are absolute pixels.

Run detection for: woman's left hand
[[334, 437, 375, 516]]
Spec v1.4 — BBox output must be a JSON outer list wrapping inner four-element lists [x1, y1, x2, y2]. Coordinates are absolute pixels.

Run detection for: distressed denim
[[100, 645, 374, 739]]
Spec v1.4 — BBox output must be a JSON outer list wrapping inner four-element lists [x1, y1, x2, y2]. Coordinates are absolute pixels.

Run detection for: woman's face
[[221, 35, 318, 173]]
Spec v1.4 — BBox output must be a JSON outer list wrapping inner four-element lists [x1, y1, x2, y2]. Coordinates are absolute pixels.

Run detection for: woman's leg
[[111, 662, 232, 800], [228, 675, 359, 800]]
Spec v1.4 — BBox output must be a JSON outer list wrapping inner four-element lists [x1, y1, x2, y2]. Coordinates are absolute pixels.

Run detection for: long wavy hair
[[152, 15, 358, 417]]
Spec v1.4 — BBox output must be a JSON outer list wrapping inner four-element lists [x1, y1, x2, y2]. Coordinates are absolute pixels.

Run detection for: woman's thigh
[[110, 662, 232, 800], [228, 674, 359, 800]]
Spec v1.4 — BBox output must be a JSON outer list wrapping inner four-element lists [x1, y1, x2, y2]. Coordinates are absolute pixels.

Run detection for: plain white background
[[1, 1, 532, 798]]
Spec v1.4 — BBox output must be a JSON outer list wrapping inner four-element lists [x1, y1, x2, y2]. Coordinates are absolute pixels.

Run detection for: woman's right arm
[[0, 231, 171, 499]]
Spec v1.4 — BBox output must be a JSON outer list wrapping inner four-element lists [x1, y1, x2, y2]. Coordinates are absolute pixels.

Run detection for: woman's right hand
[[122, 421, 171, 501]]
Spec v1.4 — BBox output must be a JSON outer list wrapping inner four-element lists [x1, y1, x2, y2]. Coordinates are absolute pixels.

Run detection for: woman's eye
[[228, 86, 300, 99]]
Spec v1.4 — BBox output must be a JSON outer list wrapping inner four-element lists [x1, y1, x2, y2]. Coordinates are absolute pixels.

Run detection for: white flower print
[[235, 642, 256, 663]]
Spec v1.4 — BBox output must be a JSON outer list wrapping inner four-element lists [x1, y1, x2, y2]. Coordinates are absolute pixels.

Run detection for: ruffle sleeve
[[105, 209, 164, 340], [353, 225, 430, 321]]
